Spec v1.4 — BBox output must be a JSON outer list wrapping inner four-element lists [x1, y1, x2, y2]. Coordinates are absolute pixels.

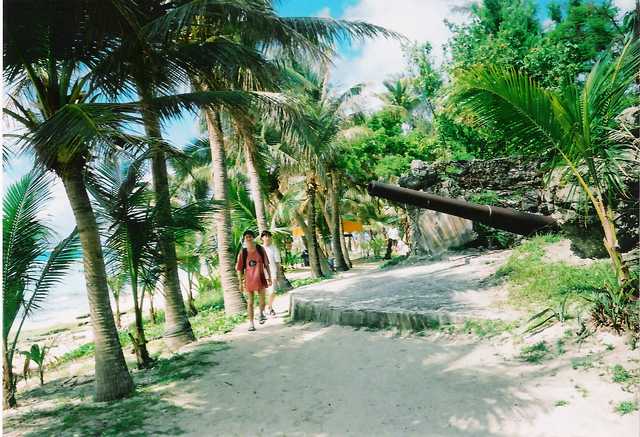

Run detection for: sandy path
[[154, 293, 638, 437]]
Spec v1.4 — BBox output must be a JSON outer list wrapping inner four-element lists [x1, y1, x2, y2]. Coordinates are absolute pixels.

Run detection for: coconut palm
[[3, 170, 80, 407], [107, 273, 128, 329], [4, 2, 137, 401], [451, 38, 640, 330], [89, 159, 158, 369]]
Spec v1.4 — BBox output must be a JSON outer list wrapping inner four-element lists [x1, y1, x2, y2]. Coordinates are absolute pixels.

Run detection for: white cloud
[[330, 0, 469, 107], [615, 0, 635, 13], [316, 6, 332, 18]]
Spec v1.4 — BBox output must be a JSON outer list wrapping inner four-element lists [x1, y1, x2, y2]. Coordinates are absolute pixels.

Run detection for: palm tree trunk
[[114, 294, 122, 329], [329, 174, 349, 271], [149, 292, 157, 324], [186, 272, 198, 316], [128, 265, 152, 369], [303, 180, 324, 278], [295, 209, 323, 278], [339, 219, 352, 268], [61, 166, 134, 402], [242, 135, 268, 234], [205, 109, 245, 315], [138, 84, 195, 349], [3, 340, 16, 408]]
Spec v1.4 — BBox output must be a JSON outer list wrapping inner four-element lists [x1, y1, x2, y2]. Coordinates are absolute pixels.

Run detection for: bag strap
[[242, 246, 266, 272]]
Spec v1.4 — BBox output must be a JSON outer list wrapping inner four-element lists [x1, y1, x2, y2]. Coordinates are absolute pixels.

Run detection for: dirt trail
[[155, 291, 638, 436]]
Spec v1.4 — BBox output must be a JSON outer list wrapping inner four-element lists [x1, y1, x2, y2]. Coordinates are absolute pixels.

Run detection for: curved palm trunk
[[205, 109, 245, 315], [186, 271, 198, 316], [339, 219, 353, 268], [329, 173, 349, 271], [242, 137, 269, 234], [138, 85, 195, 349], [294, 210, 322, 278], [61, 167, 134, 402], [302, 180, 324, 278], [129, 269, 153, 369], [3, 340, 16, 408]]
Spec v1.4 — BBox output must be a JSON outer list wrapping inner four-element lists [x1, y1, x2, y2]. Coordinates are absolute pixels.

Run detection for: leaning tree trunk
[[295, 209, 323, 278], [186, 271, 198, 316], [114, 295, 122, 329], [303, 180, 324, 278], [241, 134, 268, 235], [61, 165, 134, 401], [339, 219, 352, 268], [138, 85, 195, 349], [329, 173, 349, 271], [3, 340, 16, 408], [205, 109, 245, 315], [128, 268, 153, 369]]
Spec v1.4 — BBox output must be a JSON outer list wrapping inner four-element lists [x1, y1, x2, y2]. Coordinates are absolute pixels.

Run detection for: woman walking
[[236, 230, 272, 331]]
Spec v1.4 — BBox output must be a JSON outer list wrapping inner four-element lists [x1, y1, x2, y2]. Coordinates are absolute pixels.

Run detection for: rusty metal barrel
[[367, 181, 557, 236]]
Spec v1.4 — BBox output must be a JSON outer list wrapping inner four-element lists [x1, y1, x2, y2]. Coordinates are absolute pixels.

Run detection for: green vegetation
[[571, 355, 596, 370], [615, 401, 638, 415], [554, 400, 569, 407], [460, 319, 518, 338], [612, 364, 632, 383], [291, 277, 325, 288], [518, 341, 552, 364]]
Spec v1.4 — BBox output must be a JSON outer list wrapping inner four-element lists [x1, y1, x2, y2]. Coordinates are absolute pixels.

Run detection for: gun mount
[[367, 181, 557, 236]]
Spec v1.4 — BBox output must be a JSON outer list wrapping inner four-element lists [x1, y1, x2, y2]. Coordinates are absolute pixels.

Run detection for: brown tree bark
[[205, 109, 245, 315], [328, 173, 349, 271], [138, 83, 195, 349], [3, 341, 16, 408], [61, 165, 134, 401]]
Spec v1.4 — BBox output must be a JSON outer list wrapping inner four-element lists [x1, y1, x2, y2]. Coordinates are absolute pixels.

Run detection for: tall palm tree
[[4, 2, 137, 401], [3, 170, 80, 408], [451, 38, 640, 330], [90, 159, 158, 369]]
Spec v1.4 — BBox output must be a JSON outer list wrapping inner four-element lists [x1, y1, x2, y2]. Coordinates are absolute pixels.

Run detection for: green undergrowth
[[50, 289, 244, 370], [379, 256, 408, 269], [9, 341, 229, 436], [518, 341, 552, 364], [493, 235, 615, 310], [290, 277, 325, 288], [615, 400, 638, 415]]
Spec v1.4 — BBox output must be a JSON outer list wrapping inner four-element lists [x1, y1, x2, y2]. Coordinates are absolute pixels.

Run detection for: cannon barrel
[[367, 181, 557, 236]]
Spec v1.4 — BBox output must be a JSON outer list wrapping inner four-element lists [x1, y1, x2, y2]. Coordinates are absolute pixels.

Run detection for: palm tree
[[3, 170, 81, 408], [4, 3, 136, 401], [90, 159, 158, 369], [379, 78, 420, 115], [107, 273, 127, 329], [451, 38, 640, 330]]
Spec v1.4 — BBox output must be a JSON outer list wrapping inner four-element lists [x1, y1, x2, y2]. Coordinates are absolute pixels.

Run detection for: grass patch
[[571, 355, 595, 370], [612, 364, 631, 383], [493, 235, 614, 308], [51, 343, 96, 368], [460, 319, 518, 338], [291, 277, 324, 288], [379, 256, 407, 269], [615, 400, 638, 415], [554, 400, 569, 407], [518, 341, 551, 364]]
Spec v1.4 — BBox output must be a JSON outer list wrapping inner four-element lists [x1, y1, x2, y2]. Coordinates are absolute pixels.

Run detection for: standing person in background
[[260, 230, 281, 316], [236, 230, 272, 331]]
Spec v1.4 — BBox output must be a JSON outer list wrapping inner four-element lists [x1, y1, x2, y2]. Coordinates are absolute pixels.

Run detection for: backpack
[[240, 244, 267, 273]]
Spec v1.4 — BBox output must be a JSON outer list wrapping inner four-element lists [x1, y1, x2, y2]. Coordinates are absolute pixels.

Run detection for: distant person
[[301, 248, 310, 267], [236, 230, 272, 332], [260, 230, 281, 317]]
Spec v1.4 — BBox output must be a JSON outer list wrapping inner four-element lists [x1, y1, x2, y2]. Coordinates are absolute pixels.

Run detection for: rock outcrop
[[399, 158, 639, 258]]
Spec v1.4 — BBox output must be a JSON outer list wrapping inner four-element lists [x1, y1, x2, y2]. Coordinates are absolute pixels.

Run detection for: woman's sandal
[[248, 325, 256, 332], [259, 314, 267, 324], [269, 309, 276, 316]]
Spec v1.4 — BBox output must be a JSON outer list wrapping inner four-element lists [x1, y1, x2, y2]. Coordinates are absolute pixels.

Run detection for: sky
[[3, 0, 636, 237]]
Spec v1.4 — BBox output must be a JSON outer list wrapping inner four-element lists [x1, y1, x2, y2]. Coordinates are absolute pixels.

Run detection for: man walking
[[261, 230, 281, 316], [236, 230, 272, 331]]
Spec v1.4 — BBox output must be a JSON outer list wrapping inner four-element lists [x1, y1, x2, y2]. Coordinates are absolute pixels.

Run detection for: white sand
[[150, 293, 639, 437]]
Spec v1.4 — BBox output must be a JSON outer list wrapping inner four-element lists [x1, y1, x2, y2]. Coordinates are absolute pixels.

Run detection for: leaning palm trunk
[[329, 173, 349, 271], [205, 109, 245, 315], [295, 208, 323, 278], [128, 268, 153, 369], [138, 84, 195, 349], [185, 272, 198, 316], [339, 219, 353, 268], [242, 135, 269, 234], [61, 166, 134, 401], [304, 181, 324, 278], [3, 341, 16, 408]]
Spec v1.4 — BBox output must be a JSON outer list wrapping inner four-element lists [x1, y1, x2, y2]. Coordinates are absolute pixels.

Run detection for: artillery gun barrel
[[367, 181, 556, 236]]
